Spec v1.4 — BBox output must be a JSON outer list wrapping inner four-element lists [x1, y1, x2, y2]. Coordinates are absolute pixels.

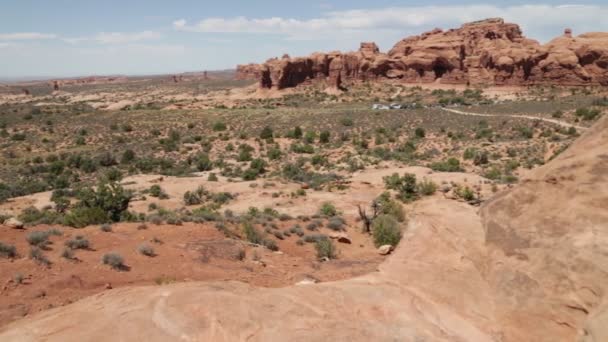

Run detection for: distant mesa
[[236, 18, 608, 90]]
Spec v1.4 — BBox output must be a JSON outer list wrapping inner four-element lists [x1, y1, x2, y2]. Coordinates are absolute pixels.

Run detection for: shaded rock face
[[240, 18, 608, 89]]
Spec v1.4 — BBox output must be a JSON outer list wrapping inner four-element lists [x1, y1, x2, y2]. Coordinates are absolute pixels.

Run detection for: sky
[[1, 0, 607, 78]]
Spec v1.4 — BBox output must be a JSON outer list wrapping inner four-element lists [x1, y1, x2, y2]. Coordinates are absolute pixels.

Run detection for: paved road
[[440, 107, 588, 131]]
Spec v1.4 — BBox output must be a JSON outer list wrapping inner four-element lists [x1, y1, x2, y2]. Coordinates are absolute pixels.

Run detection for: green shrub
[[100, 224, 112, 232], [213, 121, 227, 131], [26, 231, 51, 246], [375, 192, 406, 222], [327, 216, 345, 231], [414, 127, 425, 138], [372, 215, 402, 247], [260, 126, 273, 140], [138, 244, 155, 257], [63, 207, 109, 228], [340, 117, 354, 126], [417, 179, 437, 196], [0, 242, 17, 258], [429, 158, 463, 172], [455, 186, 476, 201], [243, 222, 263, 245], [65, 236, 89, 250], [319, 131, 330, 143], [575, 108, 602, 121], [102, 252, 125, 270], [262, 239, 279, 251], [30, 247, 50, 266], [319, 202, 338, 217], [71, 181, 131, 224], [315, 237, 337, 260]]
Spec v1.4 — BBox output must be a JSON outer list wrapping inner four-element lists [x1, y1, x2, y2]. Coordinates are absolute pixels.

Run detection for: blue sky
[[1, 1, 607, 78]]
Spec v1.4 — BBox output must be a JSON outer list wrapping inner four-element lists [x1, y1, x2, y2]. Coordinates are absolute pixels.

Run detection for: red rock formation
[[239, 18, 608, 89]]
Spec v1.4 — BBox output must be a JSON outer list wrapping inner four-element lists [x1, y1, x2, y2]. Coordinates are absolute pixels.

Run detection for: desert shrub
[[100, 223, 112, 232], [63, 206, 109, 228], [19, 206, 62, 225], [183, 190, 202, 205], [319, 202, 338, 217], [102, 252, 125, 270], [303, 234, 327, 243], [315, 237, 337, 260], [340, 117, 354, 126], [65, 236, 89, 250], [306, 222, 319, 231], [455, 186, 476, 201], [61, 248, 74, 260], [138, 244, 155, 257], [260, 126, 273, 140], [384, 173, 418, 202], [262, 239, 279, 251], [517, 126, 533, 139], [327, 216, 345, 231], [375, 192, 406, 222], [0, 242, 16, 258], [372, 215, 402, 247], [213, 121, 227, 131], [417, 179, 437, 196], [552, 110, 563, 118], [473, 151, 489, 165], [149, 185, 168, 199], [429, 158, 463, 172], [319, 131, 330, 143], [285, 225, 302, 237], [121, 149, 136, 164], [30, 247, 50, 266], [67, 181, 131, 226], [243, 222, 263, 245], [267, 146, 282, 160], [414, 127, 425, 138], [575, 108, 602, 121], [26, 231, 51, 247], [195, 153, 213, 171], [208, 173, 219, 182]]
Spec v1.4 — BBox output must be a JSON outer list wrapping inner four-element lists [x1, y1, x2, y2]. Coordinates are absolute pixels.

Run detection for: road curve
[[440, 107, 588, 131]]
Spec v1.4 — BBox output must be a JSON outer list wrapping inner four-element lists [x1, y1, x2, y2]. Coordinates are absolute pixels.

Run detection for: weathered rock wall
[[237, 18, 608, 89]]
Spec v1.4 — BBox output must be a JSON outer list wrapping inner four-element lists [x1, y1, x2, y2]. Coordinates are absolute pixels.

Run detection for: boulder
[[329, 232, 351, 244], [4, 217, 24, 229], [378, 245, 393, 255]]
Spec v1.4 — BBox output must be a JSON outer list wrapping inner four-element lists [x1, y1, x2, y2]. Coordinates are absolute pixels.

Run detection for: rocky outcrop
[[240, 18, 608, 89]]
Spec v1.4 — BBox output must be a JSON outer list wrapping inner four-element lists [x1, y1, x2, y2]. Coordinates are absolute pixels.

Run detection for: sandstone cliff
[[236, 18, 608, 89]]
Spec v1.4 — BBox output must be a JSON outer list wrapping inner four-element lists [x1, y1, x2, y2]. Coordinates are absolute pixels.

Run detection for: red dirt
[[0, 220, 381, 327]]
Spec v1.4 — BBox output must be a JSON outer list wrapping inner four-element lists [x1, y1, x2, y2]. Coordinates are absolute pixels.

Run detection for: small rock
[[105, 283, 112, 290], [300, 183, 310, 190], [329, 232, 352, 244], [295, 277, 319, 286], [4, 218, 24, 229], [378, 245, 394, 255]]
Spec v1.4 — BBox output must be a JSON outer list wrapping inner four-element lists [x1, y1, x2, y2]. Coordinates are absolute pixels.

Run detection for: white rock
[[4, 218, 24, 229], [378, 245, 394, 255]]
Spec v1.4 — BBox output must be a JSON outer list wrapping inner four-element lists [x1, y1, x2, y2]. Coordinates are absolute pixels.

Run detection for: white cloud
[[94, 31, 162, 44], [62, 31, 162, 45], [0, 32, 57, 41], [173, 4, 608, 42]]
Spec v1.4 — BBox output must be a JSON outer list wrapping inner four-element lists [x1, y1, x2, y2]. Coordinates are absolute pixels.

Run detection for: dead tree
[[53, 81, 59, 91], [358, 200, 381, 234]]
